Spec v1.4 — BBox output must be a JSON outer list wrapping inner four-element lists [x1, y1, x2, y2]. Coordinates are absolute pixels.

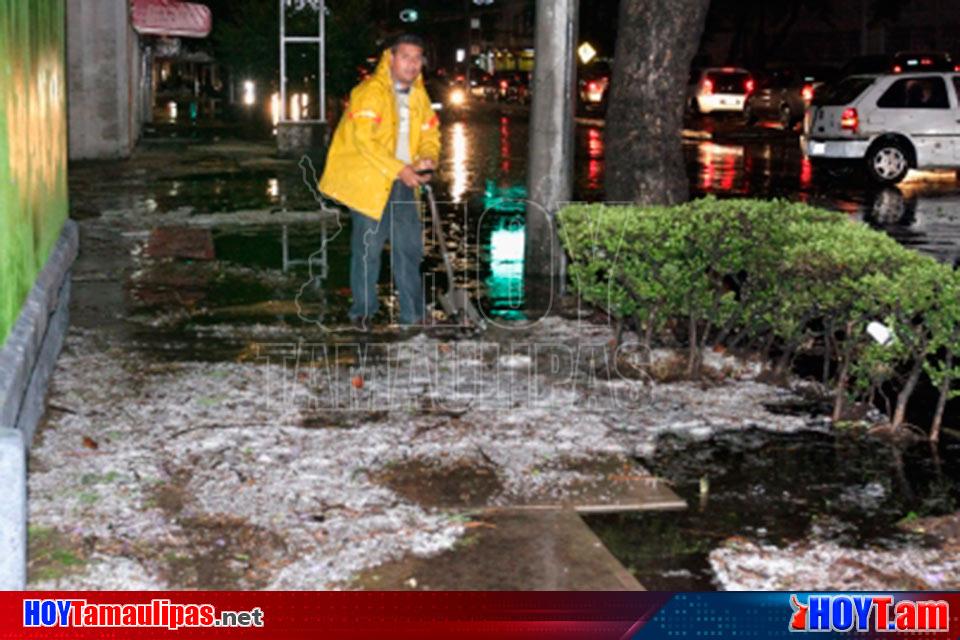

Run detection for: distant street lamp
[[578, 41, 597, 64], [400, 8, 419, 23]]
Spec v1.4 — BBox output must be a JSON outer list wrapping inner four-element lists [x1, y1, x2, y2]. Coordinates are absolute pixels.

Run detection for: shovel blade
[[439, 289, 485, 329]]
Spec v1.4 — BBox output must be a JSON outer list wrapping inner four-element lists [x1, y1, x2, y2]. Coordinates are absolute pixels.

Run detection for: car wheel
[[743, 104, 757, 126], [779, 105, 793, 129], [866, 142, 910, 184]]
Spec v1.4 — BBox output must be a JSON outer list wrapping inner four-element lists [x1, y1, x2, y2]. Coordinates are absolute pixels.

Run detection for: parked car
[[493, 71, 531, 104], [687, 67, 753, 115], [801, 72, 960, 184], [578, 60, 611, 112], [891, 51, 957, 73], [744, 66, 836, 128]]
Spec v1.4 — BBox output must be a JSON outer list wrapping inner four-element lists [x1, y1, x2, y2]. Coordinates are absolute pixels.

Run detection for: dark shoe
[[350, 316, 371, 332]]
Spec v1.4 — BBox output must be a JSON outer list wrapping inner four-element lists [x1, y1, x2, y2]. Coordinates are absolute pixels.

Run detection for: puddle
[[372, 457, 503, 509], [154, 172, 318, 213], [585, 428, 960, 590], [143, 467, 288, 589], [157, 515, 287, 590]]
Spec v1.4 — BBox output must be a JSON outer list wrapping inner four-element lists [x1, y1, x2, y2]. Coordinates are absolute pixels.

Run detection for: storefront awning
[[131, 0, 211, 39]]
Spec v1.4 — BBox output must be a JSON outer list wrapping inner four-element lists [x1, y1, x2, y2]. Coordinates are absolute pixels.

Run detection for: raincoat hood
[[371, 48, 427, 92]]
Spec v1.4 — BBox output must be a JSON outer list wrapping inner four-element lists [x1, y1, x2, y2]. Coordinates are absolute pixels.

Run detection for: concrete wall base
[[0, 220, 78, 588]]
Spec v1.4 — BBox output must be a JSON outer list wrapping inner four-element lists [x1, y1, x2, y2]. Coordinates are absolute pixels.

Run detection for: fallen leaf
[[351, 375, 364, 389], [81, 436, 99, 450]]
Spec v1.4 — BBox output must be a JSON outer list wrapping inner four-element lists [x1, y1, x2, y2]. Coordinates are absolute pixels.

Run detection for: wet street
[[67, 101, 960, 343]]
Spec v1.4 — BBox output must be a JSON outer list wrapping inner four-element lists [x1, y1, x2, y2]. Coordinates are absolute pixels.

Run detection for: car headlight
[[449, 88, 466, 106]]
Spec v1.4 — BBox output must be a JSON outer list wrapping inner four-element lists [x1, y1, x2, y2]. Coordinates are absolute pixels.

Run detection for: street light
[[577, 42, 597, 65], [243, 80, 256, 106]]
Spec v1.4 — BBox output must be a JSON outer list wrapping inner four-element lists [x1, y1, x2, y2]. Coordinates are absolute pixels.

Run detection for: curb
[[0, 219, 78, 588]]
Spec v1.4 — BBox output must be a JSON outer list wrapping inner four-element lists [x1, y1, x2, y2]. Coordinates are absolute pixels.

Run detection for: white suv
[[802, 72, 960, 184]]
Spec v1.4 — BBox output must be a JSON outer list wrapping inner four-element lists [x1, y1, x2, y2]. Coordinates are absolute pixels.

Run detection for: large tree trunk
[[604, 0, 710, 205]]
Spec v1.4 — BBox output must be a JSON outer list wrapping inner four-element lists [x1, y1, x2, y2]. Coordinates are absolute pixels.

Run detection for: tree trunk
[[822, 321, 834, 386], [930, 351, 953, 443], [891, 357, 924, 431], [774, 344, 794, 376], [687, 314, 701, 378], [605, 0, 710, 205], [832, 358, 850, 422], [641, 308, 656, 363]]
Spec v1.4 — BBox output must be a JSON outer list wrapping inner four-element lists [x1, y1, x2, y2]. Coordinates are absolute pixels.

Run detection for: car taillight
[[893, 64, 902, 73], [954, 64, 960, 72], [840, 107, 858, 132], [500, 80, 508, 89], [745, 78, 755, 94], [801, 83, 814, 103], [702, 78, 714, 95]]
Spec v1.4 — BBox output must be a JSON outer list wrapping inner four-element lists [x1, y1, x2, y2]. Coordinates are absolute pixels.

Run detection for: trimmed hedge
[[558, 197, 960, 439]]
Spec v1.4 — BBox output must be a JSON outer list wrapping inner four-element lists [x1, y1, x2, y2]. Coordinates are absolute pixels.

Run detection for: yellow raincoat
[[319, 49, 441, 220]]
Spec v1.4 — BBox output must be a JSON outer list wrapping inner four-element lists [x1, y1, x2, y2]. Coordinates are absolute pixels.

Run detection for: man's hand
[[414, 158, 436, 172], [398, 164, 430, 189]]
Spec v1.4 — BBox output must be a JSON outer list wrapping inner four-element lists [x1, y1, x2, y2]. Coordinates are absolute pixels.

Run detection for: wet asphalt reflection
[[69, 103, 960, 346]]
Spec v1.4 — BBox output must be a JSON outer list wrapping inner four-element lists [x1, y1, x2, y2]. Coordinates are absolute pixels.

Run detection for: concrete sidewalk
[[26, 136, 831, 590]]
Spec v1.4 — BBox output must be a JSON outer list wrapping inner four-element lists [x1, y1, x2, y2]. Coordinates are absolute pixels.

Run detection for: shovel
[[420, 179, 485, 330]]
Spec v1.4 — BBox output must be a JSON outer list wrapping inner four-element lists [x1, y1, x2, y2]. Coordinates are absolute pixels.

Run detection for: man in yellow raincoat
[[319, 34, 441, 330]]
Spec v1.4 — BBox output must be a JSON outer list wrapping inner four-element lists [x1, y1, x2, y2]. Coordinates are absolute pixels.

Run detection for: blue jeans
[[349, 180, 425, 324]]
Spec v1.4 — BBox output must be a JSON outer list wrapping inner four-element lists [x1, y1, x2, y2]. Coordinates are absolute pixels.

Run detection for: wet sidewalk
[[30, 135, 848, 589]]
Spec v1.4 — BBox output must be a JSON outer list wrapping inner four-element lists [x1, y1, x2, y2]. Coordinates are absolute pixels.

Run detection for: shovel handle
[[423, 184, 457, 284]]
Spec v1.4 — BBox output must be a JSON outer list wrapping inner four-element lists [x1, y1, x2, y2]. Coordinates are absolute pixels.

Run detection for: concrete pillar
[[66, 0, 140, 160], [0, 428, 26, 589], [525, 0, 578, 284]]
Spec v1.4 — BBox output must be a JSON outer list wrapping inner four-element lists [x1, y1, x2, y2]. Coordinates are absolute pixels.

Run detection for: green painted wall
[[0, 0, 68, 346]]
